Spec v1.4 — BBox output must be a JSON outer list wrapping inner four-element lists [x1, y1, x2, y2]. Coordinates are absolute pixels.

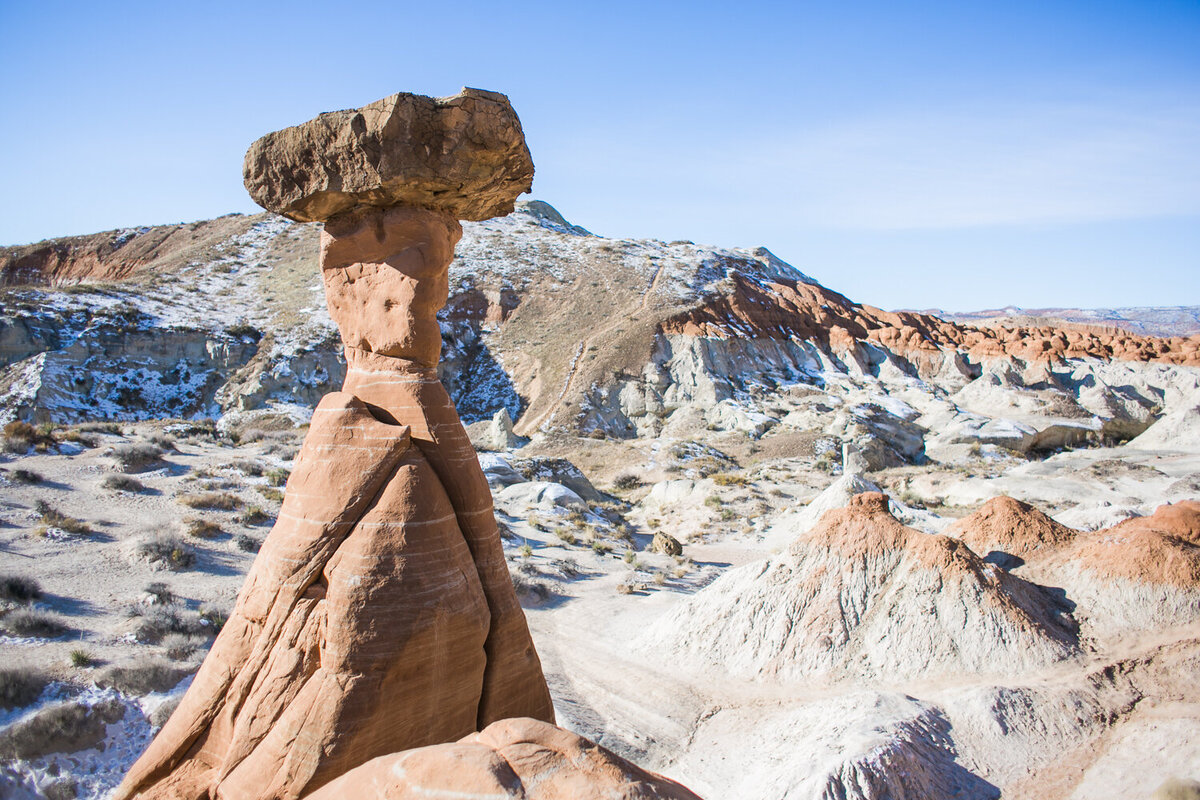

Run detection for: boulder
[[307, 717, 702, 800], [650, 531, 684, 556], [243, 88, 534, 223]]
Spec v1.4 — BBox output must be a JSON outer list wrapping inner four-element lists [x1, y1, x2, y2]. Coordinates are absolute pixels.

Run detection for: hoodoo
[[115, 88, 556, 799]]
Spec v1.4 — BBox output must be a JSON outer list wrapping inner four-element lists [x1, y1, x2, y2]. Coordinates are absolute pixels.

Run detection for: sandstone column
[[115, 88, 554, 800]]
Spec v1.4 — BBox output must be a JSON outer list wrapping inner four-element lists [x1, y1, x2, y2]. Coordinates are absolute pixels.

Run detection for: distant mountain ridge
[[913, 304, 1200, 338]]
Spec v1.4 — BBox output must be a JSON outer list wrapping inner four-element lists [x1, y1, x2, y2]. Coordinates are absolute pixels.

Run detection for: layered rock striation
[[647, 492, 1080, 682], [307, 717, 702, 800], [116, 90, 556, 800]]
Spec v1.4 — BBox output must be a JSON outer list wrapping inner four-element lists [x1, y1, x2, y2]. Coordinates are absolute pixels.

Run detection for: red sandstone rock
[[115, 94, 552, 800], [658, 272, 1200, 368], [306, 717, 703, 800], [948, 496, 1200, 590], [946, 496, 1077, 560], [243, 88, 534, 223]]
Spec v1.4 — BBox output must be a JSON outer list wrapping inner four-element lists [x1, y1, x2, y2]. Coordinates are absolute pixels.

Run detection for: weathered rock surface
[[243, 88, 534, 223], [649, 492, 1079, 682], [115, 96, 553, 799], [307, 717, 702, 800], [947, 495, 1076, 563]]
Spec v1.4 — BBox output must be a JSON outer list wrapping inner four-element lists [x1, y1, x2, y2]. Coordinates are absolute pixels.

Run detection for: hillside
[[1, 202, 1199, 799]]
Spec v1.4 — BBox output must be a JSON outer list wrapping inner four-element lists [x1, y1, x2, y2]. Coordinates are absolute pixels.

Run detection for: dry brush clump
[[183, 518, 223, 539], [129, 604, 211, 645], [0, 667, 49, 709], [2, 421, 57, 454], [103, 474, 147, 493], [134, 533, 197, 571], [109, 442, 165, 473], [0, 573, 42, 603], [96, 657, 191, 696], [1, 609, 68, 638], [7, 467, 43, 484], [178, 491, 241, 511], [34, 500, 92, 536], [0, 698, 126, 760]]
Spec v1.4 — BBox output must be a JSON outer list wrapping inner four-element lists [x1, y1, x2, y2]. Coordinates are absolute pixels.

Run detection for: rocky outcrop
[[115, 90, 554, 800], [243, 88, 534, 223], [660, 271, 1200, 368], [946, 496, 1077, 563], [946, 498, 1200, 640], [306, 717, 702, 800], [648, 493, 1079, 682]]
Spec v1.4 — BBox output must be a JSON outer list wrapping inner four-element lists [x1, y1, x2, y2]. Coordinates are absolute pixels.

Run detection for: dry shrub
[[160, 633, 205, 661], [136, 533, 197, 571], [10, 468, 43, 484], [102, 474, 146, 492], [184, 518, 223, 539], [613, 473, 643, 490], [150, 695, 182, 729], [230, 459, 263, 477], [240, 506, 270, 525], [711, 471, 749, 486], [0, 667, 49, 709], [0, 573, 41, 603], [265, 468, 290, 487], [0, 699, 125, 759], [35, 501, 92, 536], [146, 434, 176, 451], [131, 605, 208, 644], [96, 657, 190, 695], [510, 573, 550, 602], [178, 492, 240, 511], [2, 421, 56, 453], [77, 421, 122, 435], [109, 443, 164, 473], [235, 534, 262, 553], [256, 486, 284, 503], [2, 609, 67, 637]]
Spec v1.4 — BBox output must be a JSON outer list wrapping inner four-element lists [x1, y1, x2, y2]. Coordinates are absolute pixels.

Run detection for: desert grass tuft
[[0, 667, 49, 709], [178, 492, 241, 511], [0, 574, 42, 603], [1, 609, 67, 638]]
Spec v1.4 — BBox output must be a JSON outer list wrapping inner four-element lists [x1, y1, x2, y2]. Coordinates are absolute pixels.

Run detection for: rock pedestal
[[115, 90, 554, 800]]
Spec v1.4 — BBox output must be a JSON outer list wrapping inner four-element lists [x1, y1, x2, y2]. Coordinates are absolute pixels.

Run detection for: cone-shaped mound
[[1106, 500, 1200, 547], [947, 496, 1077, 562], [1060, 501, 1200, 590], [647, 493, 1079, 682]]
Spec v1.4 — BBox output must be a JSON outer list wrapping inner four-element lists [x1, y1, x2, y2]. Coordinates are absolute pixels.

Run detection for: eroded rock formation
[[115, 89, 554, 800], [307, 717, 702, 800]]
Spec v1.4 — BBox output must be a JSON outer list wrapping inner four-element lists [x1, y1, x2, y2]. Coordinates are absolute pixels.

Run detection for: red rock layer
[[660, 273, 1200, 367], [950, 497, 1200, 590], [115, 207, 552, 800], [306, 717, 703, 800], [0, 217, 249, 287], [798, 492, 990, 575], [946, 496, 1077, 560]]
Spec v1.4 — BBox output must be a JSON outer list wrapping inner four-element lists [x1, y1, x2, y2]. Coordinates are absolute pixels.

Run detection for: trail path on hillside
[[515, 260, 668, 435]]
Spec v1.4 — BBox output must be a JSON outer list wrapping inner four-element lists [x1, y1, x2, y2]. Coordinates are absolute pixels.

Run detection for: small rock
[[650, 531, 683, 556]]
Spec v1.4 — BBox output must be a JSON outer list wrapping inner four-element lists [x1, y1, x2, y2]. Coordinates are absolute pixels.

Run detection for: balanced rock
[[116, 91, 552, 800], [243, 88, 534, 223], [307, 717, 702, 800]]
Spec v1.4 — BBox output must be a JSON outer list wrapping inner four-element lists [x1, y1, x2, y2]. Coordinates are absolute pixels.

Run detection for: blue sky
[[1, 0, 1197, 311]]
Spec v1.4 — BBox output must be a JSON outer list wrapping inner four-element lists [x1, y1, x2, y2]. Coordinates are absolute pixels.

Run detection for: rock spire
[[115, 88, 555, 800]]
